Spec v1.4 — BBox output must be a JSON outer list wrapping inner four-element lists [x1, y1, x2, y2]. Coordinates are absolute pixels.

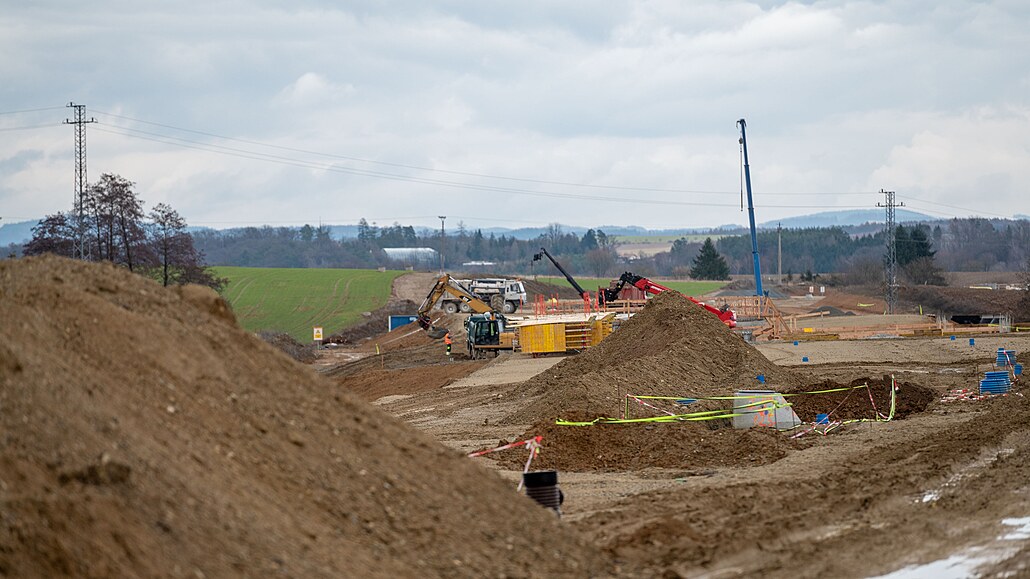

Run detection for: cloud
[[1, 1, 1029, 230]]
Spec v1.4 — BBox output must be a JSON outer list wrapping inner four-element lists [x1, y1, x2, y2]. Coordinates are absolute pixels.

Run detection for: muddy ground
[[7, 261, 1030, 578], [325, 281, 1030, 578]]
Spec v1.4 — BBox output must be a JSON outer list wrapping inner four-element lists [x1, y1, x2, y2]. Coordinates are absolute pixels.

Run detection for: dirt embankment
[[505, 291, 806, 425], [0, 256, 613, 578]]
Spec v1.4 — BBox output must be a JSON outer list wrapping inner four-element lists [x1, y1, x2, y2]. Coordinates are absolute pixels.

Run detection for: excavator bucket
[[426, 327, 447, 339]]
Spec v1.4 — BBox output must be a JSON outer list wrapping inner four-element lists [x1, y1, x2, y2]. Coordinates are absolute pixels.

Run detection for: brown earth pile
[[493, 418, 800, 472], [258, 330, 318, 363], [901, 285, 1027, 320], [325, 299, 420, 344], [505, 291, 805, 425], [784, 376, 936, 422], [0, 256, 611, 578]]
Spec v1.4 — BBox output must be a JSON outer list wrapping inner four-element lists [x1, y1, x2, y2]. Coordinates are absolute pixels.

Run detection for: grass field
[[213, 267, 404, 341], [534, 276, 727, 296]]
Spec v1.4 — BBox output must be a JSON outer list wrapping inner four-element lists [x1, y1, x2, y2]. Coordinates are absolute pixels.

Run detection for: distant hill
[[760, 209, 937, 229], [0, 220, 37, 245]]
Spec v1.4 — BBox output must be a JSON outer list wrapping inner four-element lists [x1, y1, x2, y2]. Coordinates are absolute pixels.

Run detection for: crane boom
[[531, 247, 589, 299]]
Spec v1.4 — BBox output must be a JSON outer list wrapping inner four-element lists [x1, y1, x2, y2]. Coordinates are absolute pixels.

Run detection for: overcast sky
[[2, 1, 1029, 232]]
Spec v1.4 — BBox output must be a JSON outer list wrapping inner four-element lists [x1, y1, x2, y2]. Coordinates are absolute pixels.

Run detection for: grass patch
[[213, 267, 404, 341]]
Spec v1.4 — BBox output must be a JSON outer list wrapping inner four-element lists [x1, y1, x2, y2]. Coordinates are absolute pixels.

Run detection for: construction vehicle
[[531, 248, 594, 306], [604, 272, 737, 328], [441, 278, 527, 314], [464, 313, 516, 358], [416, 274, 517, 355]]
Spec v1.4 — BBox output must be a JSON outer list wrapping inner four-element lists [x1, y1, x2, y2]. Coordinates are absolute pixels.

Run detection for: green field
[[213, 267, 404, 341], [534, 276, 727, 296]]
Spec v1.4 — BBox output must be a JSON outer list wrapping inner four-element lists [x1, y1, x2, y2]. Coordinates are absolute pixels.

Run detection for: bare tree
[[149, 203, 192, 286], [24, 212, 76, 258], [83, 174, 151, 269]]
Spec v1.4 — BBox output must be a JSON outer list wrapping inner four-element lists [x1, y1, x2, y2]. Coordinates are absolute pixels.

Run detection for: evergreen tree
[[580, 229, 598, 251], [689, 238, 730, 280]]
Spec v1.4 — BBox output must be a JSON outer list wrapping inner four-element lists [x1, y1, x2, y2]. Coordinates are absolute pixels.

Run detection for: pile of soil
[[505, 291, 805, 425], [325, 299, 420, 344], [492, 417, 799, 472], [328, 361, 489, 402], [901, 285, 1027, 320], [258, 330, 318, 363], [784, 376, 936, 422], [0, 256, 610, 577]]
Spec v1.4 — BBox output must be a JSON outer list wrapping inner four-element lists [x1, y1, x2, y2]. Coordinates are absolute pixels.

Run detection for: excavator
[[606, 272, 737, 327], [416, 274, 516, 356], [531, 248, 735, 327]]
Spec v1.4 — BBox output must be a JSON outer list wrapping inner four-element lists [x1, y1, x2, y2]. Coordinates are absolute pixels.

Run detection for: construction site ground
[[325, 279, 1030, 578], [6, 260, 1030, 578]]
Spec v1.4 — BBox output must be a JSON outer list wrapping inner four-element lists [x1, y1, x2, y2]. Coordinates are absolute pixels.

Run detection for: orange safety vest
[[444, 333, 452, 345]]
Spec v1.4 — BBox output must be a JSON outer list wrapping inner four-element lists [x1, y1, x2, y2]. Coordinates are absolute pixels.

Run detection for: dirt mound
[[0, 256, 610, 577], [901, 285, 1026, 320], [326, 299, 420, 344], [329, 361, 489, 402], [784, 376, 936, 422], [492, 417, 799, 472], [505, 291, 805, 425], [259, 330, 318, 363]]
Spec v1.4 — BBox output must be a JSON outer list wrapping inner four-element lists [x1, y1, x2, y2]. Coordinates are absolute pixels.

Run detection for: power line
[[92, 110, 877, 198], [0, 105, 66, 115], [92, 124, 874, 210], [0, 122, 63, 132], [897, 195, 1016, 220]]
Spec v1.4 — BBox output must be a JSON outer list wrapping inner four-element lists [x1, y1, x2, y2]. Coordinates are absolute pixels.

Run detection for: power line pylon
[[877, 189, 903, 314], [64, 102, 95, 260]]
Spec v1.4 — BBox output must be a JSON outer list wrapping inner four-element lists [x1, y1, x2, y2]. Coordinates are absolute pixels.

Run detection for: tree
[[690, 238, 730, 280], [83, 174, 151, 270], [585, 247, 616, 278], [580, 229, 598, 252], [24, 212, 76, 258], [903, 256, 947, 286], [896, 225, 935, 266], [148, 203, 194, 286], [1017, 256, 1030, 322]]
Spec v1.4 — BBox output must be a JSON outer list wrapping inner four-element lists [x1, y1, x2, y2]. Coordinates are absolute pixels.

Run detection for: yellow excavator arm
[[417, 274, 494, 330]]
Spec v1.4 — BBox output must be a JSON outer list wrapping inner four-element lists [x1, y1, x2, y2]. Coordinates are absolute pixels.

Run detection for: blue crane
[[737, 118, 763, 297]]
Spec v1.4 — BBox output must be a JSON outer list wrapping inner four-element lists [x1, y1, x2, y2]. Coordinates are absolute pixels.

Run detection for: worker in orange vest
[[444, 331, 452, 357]]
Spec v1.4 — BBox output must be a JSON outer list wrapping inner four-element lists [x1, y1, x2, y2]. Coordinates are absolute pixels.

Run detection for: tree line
[[22, 173, 224, 289], [17, 190, 1029, 288]]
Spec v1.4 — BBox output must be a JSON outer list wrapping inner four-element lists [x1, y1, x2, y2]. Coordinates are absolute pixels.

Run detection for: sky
[[2, 0, 1029, 232]]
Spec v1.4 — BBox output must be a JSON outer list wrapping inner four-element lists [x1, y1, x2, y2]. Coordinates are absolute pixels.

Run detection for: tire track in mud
[[582, 395, 1030, 577]]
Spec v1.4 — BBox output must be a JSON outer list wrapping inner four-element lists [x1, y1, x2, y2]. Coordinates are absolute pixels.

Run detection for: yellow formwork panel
[[591, 317, 613, 346], [519, 323, 567, 354]]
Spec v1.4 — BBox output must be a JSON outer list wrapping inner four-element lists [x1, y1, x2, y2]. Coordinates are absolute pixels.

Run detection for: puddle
[[916, 448, 1015, 504], [874, 517, 1030, 578], [1001, 517, 1030, 540]]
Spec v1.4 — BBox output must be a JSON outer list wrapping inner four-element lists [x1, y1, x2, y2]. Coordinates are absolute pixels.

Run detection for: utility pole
[[64, 102, 95, 260], [777, 222, 782, 285], [877, 190, 903, 314], [438, 216, 446, 273]]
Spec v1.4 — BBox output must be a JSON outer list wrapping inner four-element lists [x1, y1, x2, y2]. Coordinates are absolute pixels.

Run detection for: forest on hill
[[188, 217, 1029, 283]]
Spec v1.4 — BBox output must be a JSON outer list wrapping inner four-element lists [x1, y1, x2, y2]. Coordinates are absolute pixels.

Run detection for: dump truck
[[441, 278, 527, 314]]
